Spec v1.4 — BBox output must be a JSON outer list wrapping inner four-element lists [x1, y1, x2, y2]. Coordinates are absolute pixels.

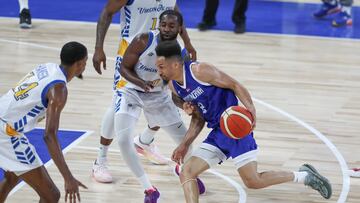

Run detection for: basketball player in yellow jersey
[[92, 0, 197, 183], [0, 42, 87, 203]]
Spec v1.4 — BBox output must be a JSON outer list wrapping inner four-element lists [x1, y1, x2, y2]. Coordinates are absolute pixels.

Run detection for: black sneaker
[[197, 21, 216, 31], [19, 8, 32, 29], [234, 22, 246, 34]]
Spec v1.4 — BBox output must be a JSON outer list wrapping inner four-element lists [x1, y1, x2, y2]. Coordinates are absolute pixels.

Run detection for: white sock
[[18, 0, 29, 12], [341, 6, 352, 16], [139, 174, 153, 190], [293, 171, 308, 183], [139, 127, 157, 145], [97, 144, 109, 164]]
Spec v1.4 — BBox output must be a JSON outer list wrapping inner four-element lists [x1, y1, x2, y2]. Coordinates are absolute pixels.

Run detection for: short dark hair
[[155, 40, 182, 61], [60, 41, 87, 66], [159, 10, 183, 26]]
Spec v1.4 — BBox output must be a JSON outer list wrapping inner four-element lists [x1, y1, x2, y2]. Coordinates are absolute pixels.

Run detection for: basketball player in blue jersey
[[0, 42, 88, 203], [155, 40, 333, 202], [95, 10, 204, 203], [92, 0, 198, 183]]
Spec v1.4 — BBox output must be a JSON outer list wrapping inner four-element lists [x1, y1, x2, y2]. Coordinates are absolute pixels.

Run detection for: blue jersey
[[172, 61, 238, 128]]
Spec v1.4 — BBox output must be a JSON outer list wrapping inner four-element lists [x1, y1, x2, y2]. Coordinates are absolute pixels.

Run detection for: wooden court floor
[[0, 18, 359, 203]]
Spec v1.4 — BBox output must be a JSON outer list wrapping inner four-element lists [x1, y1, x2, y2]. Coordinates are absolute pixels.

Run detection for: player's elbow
[[43, 131, 56, 144]]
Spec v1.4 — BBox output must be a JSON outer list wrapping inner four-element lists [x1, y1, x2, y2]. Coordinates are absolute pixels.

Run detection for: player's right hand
[[64, 176, 87, 203], [143, 81, 154, 92], [172, 143, 189, 165], [183, 102, 196, 115], [93, 48, 106, 75]]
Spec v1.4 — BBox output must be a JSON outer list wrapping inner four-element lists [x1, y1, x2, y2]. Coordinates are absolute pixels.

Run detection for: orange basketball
[[220, 106, 253, 139]]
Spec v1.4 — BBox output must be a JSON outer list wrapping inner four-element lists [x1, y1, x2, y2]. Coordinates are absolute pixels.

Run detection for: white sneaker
[[92, 160, 113, 183], [134, 135, 169, 165], [348, 168, 360, 178]]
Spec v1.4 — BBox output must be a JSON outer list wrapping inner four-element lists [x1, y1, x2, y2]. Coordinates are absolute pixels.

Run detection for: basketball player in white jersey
[[92, 0, 197, 183], [92, 10, 205, 203], [0, 42, 88, 202]]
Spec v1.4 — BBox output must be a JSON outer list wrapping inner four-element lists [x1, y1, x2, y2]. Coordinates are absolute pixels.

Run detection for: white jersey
[[123, 31, 164, 92], [120, 0, 176, 43], [0, 63, 67, 133]]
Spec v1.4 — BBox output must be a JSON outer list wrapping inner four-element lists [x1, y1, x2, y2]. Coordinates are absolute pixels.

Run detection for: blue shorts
[[193, 128, 258, 169]]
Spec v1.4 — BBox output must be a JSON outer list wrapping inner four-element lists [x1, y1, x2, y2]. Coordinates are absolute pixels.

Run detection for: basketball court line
[[253, 99, 350, 203], [1, 17, 360, 42], [0, 36, 350, 202], [77, 145, 248, 203], [7, 129, 93, 196]]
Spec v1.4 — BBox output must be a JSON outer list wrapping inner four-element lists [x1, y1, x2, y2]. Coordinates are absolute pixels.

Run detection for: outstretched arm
[[44, 83, 87, 203], [93, 0, 128, 74], [174, 4, 197, 61], [192, 63, 256, 127]]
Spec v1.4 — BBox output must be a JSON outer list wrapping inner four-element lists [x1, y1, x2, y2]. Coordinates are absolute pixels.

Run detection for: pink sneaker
[[348, 168, 360, 178], [92, 160, 113, 183], [134, 135, 169, 165]]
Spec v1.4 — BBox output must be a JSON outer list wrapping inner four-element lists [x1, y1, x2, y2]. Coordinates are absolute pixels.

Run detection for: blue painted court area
[[0, 0, 358, 38], [0, 129, 87, 180]]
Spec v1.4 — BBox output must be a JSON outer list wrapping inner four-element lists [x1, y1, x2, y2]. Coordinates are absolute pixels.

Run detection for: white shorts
[[0, 119, 42, 175], [113, 88, 182, 128], [192, 143, 258, 170]]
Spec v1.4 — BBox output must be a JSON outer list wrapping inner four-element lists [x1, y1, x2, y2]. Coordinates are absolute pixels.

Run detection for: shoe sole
[[134, 144, 169, 165], [332, 19, 353, 27], [300, 164, 332, 199], [91, 171, 113, 183], [20, 23, 32, 29], [313, 7, 341, 18], [348, 169, 360, 178]]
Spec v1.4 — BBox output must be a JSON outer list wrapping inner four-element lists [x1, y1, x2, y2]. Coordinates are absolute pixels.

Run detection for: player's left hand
[[184, 43, 197, 61], [172, 143, 189, 165], [64, 176, 87, 203], [247, 106, 256, 130]]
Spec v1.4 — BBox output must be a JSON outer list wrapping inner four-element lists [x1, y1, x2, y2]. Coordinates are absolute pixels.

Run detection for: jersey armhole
[[189, 62, 211, 86], [41, 80, 66, 108], [139, 32, 154, 56]]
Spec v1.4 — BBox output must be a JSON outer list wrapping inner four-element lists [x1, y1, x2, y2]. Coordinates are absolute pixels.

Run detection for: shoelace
[[95, 163, 109, 173]]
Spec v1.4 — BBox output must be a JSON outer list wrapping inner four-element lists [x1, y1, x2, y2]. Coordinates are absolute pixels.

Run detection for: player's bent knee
[[50, 186, 61, 202], [41, 186, 60, 202], [180, 164, 198, 180], [116, 128, 133, 146]]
